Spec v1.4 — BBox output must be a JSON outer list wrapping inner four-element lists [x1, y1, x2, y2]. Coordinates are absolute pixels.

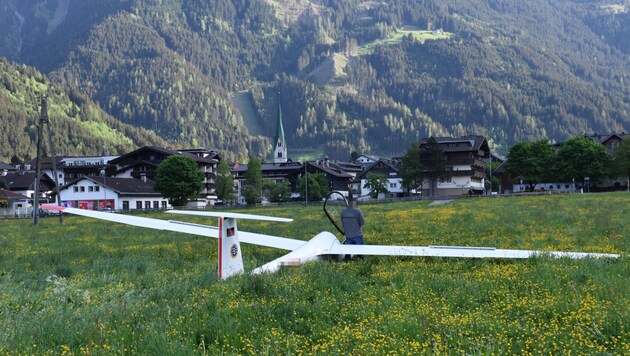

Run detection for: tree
[[215, 160, 235, 204], [505, 140, 555, 191], [421, 137, 449, 197], [612, 137, 630, 190], [349, 151, 359, 163], [363, 173, 389, 199], [154, 155, 204, 207], [10, 154, 26, 166], [297, 172, 329, 202], [557, 137, 611, 187], [399, 142, 423, 195], [243, 156, 262, 204], [262, 179, 292, 203]]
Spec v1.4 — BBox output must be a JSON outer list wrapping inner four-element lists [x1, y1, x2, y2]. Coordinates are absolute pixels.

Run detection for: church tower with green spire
[[273, 92, 288, 163]]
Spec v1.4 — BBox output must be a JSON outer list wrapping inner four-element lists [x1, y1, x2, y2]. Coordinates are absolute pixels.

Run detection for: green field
[[358, 27, 454, 55], [1, 193, 629, 354]]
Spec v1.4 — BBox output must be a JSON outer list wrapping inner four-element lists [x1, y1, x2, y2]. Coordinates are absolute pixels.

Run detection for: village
[[1, 130, 628, 218]]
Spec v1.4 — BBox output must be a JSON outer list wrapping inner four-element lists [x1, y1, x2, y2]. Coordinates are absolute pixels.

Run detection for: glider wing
[[327, 244, 620, 259], [42, 205, 305, 251]]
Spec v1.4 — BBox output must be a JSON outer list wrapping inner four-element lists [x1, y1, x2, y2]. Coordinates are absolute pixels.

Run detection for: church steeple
[[273, 91, 288, 163]]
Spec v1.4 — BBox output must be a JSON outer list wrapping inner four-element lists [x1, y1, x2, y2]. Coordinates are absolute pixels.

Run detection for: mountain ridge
[[0, 0, 628, 160]]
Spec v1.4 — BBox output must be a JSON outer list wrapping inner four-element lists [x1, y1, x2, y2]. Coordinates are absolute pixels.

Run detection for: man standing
[[341, 195, 365, 245]]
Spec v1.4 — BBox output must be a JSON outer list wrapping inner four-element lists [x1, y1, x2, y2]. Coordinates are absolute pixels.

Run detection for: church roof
[[273, 93, 286, 149]]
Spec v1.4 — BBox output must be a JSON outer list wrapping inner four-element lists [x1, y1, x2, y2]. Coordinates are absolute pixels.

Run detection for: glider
[[42, 203, 620, 280]]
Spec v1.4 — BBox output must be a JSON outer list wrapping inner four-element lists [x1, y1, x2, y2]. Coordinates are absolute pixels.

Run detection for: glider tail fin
[[218, 217, 244, 280]]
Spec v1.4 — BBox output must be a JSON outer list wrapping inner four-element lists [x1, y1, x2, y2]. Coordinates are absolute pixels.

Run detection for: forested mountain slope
[[0, 0, 628, 159], [0, 58, 167, 163]]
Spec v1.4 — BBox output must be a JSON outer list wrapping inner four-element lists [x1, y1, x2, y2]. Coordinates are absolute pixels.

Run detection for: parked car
[[32, 208, 49, 217]]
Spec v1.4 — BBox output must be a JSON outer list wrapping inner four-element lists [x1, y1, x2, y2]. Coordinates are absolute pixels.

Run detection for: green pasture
[[358, 27, 453, 55], [1, 193, 629, 354], [289, 148, 326, 162]]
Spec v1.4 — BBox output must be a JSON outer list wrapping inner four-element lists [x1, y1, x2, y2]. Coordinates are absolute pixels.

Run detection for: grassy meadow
[[358, 26, 453, 55], [1, 193, 628, 354]]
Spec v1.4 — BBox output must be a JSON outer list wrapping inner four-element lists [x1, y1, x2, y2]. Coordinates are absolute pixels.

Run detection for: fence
[[0, 207, 39, 219]]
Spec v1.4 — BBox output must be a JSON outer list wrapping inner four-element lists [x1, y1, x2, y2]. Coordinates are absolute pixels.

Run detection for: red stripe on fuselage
[[218, 217, 223, 280]]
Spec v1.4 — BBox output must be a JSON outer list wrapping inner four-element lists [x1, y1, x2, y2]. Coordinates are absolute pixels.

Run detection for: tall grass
[[0, 193, 628, 354]]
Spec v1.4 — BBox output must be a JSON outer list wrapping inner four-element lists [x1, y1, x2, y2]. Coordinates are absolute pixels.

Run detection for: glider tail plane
[[218, 217, 244, 280]]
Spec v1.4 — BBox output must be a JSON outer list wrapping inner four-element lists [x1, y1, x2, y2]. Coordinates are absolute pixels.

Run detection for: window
[[153, 201, 159, 209], [80, 186, 85, 192], [88, 186, 94, 192], [389, 182, 397, 188], [73, 186, 78, 193], [136, 201, 143, 210], [145, 201, 151, 209], [161, 201, 167, 209], [95, 186, 100, 192], [123, 201, 129, 210]]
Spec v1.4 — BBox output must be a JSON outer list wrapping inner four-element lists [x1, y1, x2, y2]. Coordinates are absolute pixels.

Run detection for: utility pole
[[33, 95, 48, 225], [304, 162, 308, 205], [33, 91, 63, 224], [47, 103, 64, 224]]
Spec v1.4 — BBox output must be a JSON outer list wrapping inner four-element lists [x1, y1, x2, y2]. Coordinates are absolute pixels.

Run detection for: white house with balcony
[[57, 176, 171, 211], [108, 146, 220, 206], [419, 136, 491, 196], [353, 159, 404, 199]]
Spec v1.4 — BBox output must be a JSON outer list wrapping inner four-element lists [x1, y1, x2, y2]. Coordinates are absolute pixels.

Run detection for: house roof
[[232, 162, 303, 174], [60, 176, 161, 195], [0, 162, 17, 171], [3, 172, 56, 190], [179, 148, 221, 161], [110, 146, 218, 166], [0, 188, 29, 201], [423, 135, 489, 153], [25, 156, 65, 169], [357, 154, 381, 162], [307, 160, 354, 179], [585, 132, 629, 144], [332, 160, 364, 173], [355, 159, 399, 180]]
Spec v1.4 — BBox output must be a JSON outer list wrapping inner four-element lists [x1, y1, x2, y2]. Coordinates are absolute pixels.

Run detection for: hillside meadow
[[357, 27, 453, 55], [1, 193, 628, 354]]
